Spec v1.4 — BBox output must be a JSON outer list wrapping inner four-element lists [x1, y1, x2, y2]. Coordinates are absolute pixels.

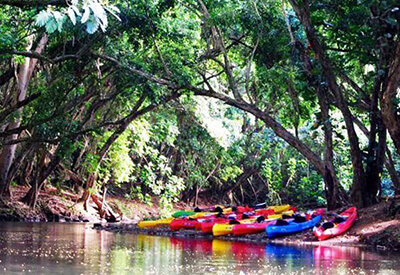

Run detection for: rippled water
[[0, 222, 399, 274]]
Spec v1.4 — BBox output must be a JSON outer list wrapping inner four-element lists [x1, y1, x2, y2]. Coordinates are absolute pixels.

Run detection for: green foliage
[[35, 0, 120, 34], [1, 0, 399, 211]]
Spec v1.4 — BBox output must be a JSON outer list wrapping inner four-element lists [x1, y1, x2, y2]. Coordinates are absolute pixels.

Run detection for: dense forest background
[[0, 0, 399, 215]]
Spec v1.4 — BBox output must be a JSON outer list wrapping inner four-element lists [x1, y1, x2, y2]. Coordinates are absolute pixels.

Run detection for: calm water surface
[[0, 222, 399, 274]]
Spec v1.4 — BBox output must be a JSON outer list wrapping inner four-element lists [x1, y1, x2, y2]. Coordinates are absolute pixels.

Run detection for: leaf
[[105, 6, 121, 21], [71, 5, 81, 16], [98, 16, 107, 32], [81, 5, 90, 23], [86, 17, 99, 34], [106, 5, 120, 13], [90, 2, 106, 24], [52, 11, 66, 32], [35, 10, 50, 27], [67, 7, 76, 25], [45, 18, 58, 33]]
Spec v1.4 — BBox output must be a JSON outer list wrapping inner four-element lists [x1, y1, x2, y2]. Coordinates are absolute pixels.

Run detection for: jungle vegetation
[[0, 0, 399, 216]]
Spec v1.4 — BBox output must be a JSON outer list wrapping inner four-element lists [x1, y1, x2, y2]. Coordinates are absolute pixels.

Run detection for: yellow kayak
[[265, 204, 291, 214], [212, 210, 295, 236], [212, 218, 256, 236], [266, 210, 294, 220], [137, 218, 174, 229], [213, 223, 236, 236]]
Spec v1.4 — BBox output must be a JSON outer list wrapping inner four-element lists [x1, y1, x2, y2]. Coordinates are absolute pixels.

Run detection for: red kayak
[[200, 218, 230, 233], [234, 206, 254, 214], [313, 207, 357, 241], [232, 220, 275, 236], [170, 219, 199, 231], [254, 209, 275, 216]]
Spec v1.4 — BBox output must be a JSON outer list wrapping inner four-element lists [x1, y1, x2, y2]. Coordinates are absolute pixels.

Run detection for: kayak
[[213, 209, 295, 236], [188, 208, 233, 219], [232, 210, 295, 236], [232, 220, 275, 236], [212, 218, 258, 236], [172, 210, 196, 218], [234, 206, 254, 213], [200, 218, 230, 233], [268, 204, 291, 213], [138, 218, 174, 228], [213, 223, 236, 236], [171, 205, 232, 218], [313, 207, 357, 241], [199, 213, 252, 234], [266, 215, 322, 238], [170, 219, 199, 231], [170, 211, 227, 231]]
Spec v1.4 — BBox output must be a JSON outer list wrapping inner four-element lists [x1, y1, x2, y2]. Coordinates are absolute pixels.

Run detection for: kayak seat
[[255, 202, 267, 209], [275, 219, 289, 226], [321, 222, 334, 230], [242, 214, 250, 219], [256, 216, 265, 223], [281, 214, 292, 219], [229, 220, 241, 225], [333, 216, 346, 224], [194, 207, 202, 212], [293, 215, 307, 223], [214, 206, 224, 213]]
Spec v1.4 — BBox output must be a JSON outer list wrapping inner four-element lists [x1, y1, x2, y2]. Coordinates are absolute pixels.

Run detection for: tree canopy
[[0, 0, 399, 213]]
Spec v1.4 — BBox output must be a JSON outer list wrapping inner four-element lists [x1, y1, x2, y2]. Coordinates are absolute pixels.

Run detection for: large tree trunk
[[0, 34, 48, 196], [21, 152, 60, 208], [294, 38, 347, 209], [358, 65, 386, 206], [289, 0, 366, 208], [381, 41, 400, 154], [316, 87, 348, 209], [385, 147, 400, 194]]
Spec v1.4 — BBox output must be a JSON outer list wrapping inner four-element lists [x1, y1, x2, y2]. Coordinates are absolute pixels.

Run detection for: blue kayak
[[266, 215, 321, 238]]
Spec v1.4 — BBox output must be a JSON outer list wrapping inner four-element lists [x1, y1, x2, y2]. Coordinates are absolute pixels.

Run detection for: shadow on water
[[0, 222, 399, 274]]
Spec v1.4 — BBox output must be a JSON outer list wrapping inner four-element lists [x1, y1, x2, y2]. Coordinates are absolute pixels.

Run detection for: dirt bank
[[94, 199, 400, 251], [0, 185, 181, 223]]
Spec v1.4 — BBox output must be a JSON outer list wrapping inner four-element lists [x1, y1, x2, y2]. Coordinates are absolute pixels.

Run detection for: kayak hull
[[232, 222, 270, 236], [314, 207, 357, 241], [170, 219, 198, 231], [138, 218, 174, 228], [213, 223, 236, 236], [200, 218, 229, 233], [268, 204, 291, 214], [266, 215, 322, 238]]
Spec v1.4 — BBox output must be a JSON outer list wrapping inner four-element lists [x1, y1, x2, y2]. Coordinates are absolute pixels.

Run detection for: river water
[[0, 222, 399, 274]]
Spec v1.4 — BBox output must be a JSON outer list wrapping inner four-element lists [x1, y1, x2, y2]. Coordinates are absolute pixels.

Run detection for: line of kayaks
[[138, 205, 357, 241]]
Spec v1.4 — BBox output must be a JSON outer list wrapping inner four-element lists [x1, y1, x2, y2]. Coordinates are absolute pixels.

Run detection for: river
[[0, 222, 399, 274]]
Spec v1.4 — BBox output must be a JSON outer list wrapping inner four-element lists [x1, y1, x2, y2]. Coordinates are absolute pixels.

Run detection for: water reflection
[[0, 223, 399, 274]]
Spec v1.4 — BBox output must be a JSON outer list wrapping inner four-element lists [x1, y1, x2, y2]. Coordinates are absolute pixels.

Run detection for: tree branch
[[0, 93, 41, 123]]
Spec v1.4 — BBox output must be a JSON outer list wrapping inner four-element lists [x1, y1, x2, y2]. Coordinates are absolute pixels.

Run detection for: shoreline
[[93, 199, 400, 251], [2, 186, 399, 251], [91, 221, 396, 251]]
